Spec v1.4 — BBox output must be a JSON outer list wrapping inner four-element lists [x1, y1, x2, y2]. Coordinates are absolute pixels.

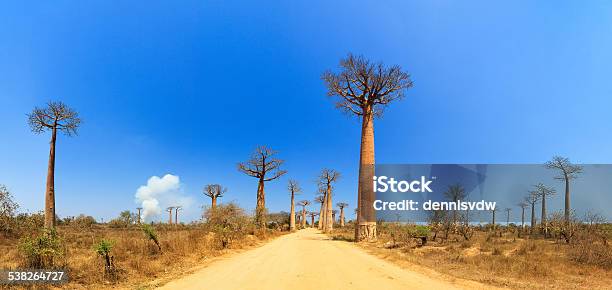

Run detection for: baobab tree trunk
[[491, 210, 496, 230], [175, 209, 179, 224], [168, 210, 173, 224], [324, 187, 333, 232], [289, 192, 296, 231], [452, 202, 457, 226], [521, 207, 525, 229], [339, 208, 345, 227], [541, 194, 547, 236], [256, 178, 266, 227], [300, 208, 306, 228], [530, 203, 536, 233], [506, 211, 510, 225], [564, 175, 570, 224], [318, 198, 325, 230], [356, 109, 376, 241], [44, 126, 58, 229], [211, 196, 217, 209], [311, 215, 315, 227]]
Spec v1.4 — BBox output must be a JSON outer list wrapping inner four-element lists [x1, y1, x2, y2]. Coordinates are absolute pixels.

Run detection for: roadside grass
[[0, 220, 284, 289], [329, 224, 612, 289]]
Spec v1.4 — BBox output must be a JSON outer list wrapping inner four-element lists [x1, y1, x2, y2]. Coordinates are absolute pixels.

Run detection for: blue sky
[[1, 1, 611, 222]]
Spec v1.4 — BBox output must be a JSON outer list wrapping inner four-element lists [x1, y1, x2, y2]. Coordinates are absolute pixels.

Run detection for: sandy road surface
[[159, 228, 484, 290]]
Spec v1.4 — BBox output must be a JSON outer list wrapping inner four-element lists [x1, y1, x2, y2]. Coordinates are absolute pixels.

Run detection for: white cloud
[[135, 174, 193, 222]]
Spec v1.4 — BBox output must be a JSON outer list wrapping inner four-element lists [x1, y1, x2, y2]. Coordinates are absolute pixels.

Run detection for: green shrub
[[0, 185, 19, 236], [18, 228, 65, 268], [95, 239, 117, 280], [141, 224, 161, 252], [386, 224, 431, 247]]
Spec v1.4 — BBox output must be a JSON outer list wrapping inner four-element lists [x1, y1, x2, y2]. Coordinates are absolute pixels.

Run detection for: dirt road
[[159, 228, 484, 290]]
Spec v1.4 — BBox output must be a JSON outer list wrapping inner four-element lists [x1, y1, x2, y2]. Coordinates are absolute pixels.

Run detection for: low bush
[[95, 239, 118, 281], [141, 224, 162, 253], [18, 228, 65, 268], [569, 241, 612, 269], [203, 202, 253, 248]]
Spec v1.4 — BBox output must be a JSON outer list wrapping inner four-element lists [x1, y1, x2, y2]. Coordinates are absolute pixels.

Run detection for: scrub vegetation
[[0, 185, 284, 289], [330, 215, 612, 289]]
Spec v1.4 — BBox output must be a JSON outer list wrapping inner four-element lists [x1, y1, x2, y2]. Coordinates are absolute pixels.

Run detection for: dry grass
[[0, 224, 283, 289], [331, 225, 612, 289]]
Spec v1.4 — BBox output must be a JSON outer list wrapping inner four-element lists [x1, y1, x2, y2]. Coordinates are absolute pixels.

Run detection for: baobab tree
[[203, 184, 227, 209], [314, 194, 325, 230], [444, 184, 466, 225], [545, 156, 583, 224], [175, 206, 182, 224], [332, 210, 338, 223], [297, 200, 310, 228], [337, 202, 348, 227], [490, 207, 498, 231], [308, 212, 318, 227], [323, 54, 412, 241], [288, 180, 301, 231], [318, 169, 340, 233], [517, 202, 527, 229], [504, 208, 512, 226], [166, 207, 174, 224], [27, 101, 81, 229], [534, 183, 556, 236], [238, 146, 287, 227], [525, 191, 539, 233], [136, 207, 143, 224]]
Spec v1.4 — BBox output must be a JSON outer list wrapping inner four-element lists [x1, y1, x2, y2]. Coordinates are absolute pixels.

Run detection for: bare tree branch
[[27, 101, 82, 136], [322, 54, 413, 118], [203, 184, 227, 199]]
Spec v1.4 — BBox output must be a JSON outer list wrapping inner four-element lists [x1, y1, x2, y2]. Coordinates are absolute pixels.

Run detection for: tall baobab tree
[[534, 183, 556, 235], [314, 194, 325, 230], [504, 208, 512, 226], [545, 156, 582, 224], [323, 54, 412, 241], [298, 200, 310, 228], [308, 212, 318, 227], [166, 207, 174, 224], [27, 101, 81, 229], [203, 184, 227, 209], [443, 184, 466, 225], [525, 191, 539, 233], [517, 202, 527, 229], [136, 207, 143, 224], [288, 180, 301, 231], [318, 169, 340, 233], [332, 209, 338, 223], [175, 206, 182, 225], [238, 146, 287, 227], [336, 202, 348, 227], [490, 207, 498, 231]]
